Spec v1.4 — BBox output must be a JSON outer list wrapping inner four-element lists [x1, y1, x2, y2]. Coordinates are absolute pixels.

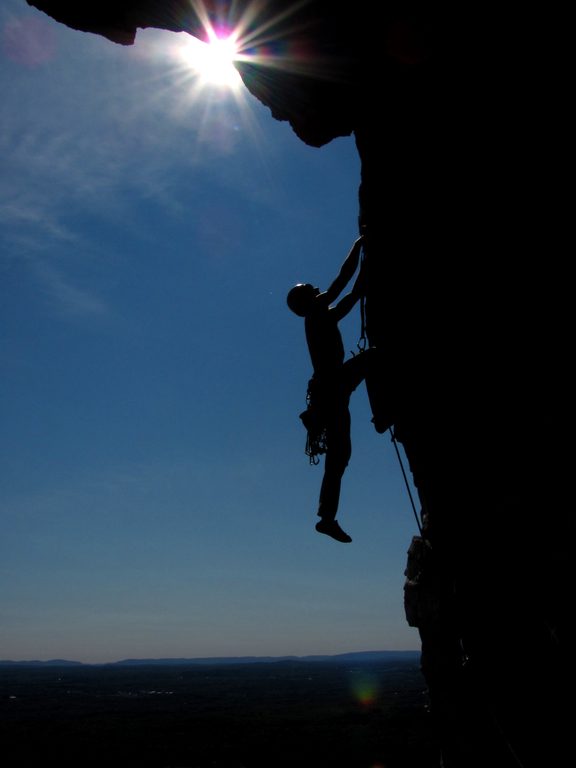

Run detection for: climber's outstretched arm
[[324, 236, 364, 305], [330, 250, 367, 321]]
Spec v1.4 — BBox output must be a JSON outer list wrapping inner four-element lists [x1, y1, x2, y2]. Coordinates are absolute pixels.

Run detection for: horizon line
[[0, 649, 421, 666]]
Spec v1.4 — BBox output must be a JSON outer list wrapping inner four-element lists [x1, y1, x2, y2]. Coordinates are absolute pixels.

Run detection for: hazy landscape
[[0, 653, 439, 767]]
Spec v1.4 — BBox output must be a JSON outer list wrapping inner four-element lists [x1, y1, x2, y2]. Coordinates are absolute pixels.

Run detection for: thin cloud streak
[[33, 260, 111, 318]]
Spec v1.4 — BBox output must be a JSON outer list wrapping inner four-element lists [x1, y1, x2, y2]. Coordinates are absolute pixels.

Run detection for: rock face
[[27, 2, 570, 765]]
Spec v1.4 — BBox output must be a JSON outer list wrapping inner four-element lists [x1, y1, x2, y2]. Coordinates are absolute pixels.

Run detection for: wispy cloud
[[0, 198, 78, 250], [33, 260, 110, 318]]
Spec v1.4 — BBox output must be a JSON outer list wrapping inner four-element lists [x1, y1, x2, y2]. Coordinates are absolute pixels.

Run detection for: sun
[[181, 30, 241, 89]]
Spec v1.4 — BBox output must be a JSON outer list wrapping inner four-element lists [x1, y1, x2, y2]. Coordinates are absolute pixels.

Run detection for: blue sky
[[1, 1, 421, 663]]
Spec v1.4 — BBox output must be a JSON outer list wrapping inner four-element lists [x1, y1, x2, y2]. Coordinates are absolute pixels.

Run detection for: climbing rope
[[389, 426, 424, 537], [357, 239, 367, 353], [355, 236, 423, 536]]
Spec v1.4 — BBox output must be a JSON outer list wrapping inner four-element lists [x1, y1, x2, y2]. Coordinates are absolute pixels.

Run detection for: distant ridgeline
[[0, 651, 420, 667]]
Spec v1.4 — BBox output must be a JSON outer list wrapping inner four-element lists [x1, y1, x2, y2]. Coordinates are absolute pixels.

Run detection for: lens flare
[[2, 16, 56, 68], [350, 672, 380, 708]]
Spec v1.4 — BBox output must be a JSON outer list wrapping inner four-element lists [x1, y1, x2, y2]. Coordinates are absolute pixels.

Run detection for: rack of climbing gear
[[300, 378, 328, 465]]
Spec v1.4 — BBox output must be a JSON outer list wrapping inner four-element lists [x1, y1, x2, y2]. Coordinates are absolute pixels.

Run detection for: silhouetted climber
[[287, 235, 390, 543]]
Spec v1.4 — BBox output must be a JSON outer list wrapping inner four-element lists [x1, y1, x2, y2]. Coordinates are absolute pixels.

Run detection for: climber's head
[[286, 283, 319, 317]]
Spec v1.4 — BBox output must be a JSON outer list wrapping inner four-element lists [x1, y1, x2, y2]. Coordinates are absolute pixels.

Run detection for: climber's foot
[[315, 519, 352, 543]]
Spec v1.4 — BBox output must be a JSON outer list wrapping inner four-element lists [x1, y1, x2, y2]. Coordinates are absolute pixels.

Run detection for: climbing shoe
[[315, 519, 352, 543]]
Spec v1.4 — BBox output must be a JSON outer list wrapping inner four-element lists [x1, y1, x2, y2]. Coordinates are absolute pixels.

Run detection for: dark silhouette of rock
[[24, 2, 570, 765]]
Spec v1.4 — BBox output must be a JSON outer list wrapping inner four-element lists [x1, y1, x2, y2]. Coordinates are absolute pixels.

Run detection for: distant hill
[[0, 651, 419, 667], [0, 659, 85, 667]]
